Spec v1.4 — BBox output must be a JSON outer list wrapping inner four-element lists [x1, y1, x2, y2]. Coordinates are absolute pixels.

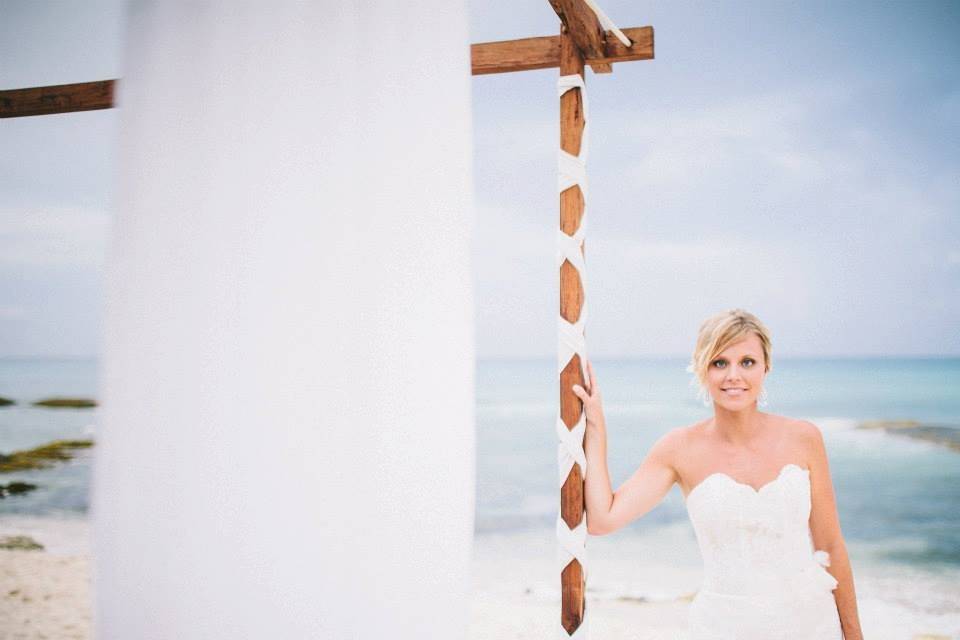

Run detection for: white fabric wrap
[[556, 72, 591, 639], [93, 2, 474, 639]]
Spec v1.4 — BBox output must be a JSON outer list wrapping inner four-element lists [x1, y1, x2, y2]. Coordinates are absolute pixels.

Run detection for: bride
[[572, 308, 864, 639]]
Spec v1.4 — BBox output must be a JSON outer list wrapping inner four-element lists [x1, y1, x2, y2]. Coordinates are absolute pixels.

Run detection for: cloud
[[469, 75, 960, 356], [0, 204, 109, 267], [617, 83, 859, 194], [0, 306, 26, 318]]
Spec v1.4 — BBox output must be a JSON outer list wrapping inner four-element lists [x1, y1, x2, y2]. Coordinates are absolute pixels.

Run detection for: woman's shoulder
[[766, 413, 823, 437], [764, 414, 827, 464], [645, 422, 701, 461], [655, 420, 709, 454], [672, 417, 712, 439]]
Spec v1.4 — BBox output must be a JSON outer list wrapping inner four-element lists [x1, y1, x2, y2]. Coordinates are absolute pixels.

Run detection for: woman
[[572, 308, 864, 639]]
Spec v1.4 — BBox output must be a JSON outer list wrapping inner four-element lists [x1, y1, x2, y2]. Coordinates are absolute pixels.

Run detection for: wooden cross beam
[[0, 5, 654, 640], [0, 80, 115, 119], [0, 29, 652, 118], [471, 25, 652, 76]]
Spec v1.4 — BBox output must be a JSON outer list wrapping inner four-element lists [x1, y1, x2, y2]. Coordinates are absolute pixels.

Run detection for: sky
[[0, 0, 958, 359]]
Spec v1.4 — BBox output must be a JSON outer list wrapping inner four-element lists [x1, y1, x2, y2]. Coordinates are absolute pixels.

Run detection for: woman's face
[[705, 333, 767, 409]]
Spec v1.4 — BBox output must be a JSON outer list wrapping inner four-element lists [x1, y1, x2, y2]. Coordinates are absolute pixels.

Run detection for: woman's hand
[[571, 359, 606, 429]]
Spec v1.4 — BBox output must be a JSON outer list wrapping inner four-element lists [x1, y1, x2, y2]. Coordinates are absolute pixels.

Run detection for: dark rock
[[0, 535, 44, 551], [0, 481, 38, 498], [856, 420, 960, 453], [0, 439, 95, 473], [32, 397, 97, 408]]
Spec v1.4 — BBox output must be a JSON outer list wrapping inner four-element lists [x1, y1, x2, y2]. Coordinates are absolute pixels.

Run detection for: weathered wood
[[0, 28, 654, 118], [471, 26, 653, 75], [558, 25, 587, 638], [0, 80, 115, 118], [548, 0, 606, 60], [471, 33, 560, 76], [594, 26, 654, 66]]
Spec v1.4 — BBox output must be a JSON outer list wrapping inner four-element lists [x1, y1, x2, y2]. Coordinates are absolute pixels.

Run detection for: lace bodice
[[684, 463, 839, 597]]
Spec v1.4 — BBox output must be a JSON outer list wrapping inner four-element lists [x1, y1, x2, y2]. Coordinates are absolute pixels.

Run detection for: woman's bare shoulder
[[766, 412, 818, 437], [779, 415, 827, 452], [764, 413, 823, 463], [671, 418, 712, 440], [654, 419, 711, 457]]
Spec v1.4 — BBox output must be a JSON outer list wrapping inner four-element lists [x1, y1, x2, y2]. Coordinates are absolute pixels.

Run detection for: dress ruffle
[[813, 549, 831, 567], [789, 551, 839, 595]]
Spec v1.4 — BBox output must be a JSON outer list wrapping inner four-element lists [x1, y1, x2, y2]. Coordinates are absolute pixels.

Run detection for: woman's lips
[[722, 388, 746, 396]]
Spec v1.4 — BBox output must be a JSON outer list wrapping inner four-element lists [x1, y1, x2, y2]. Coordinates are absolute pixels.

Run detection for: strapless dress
[[683, 463, 842, 639]]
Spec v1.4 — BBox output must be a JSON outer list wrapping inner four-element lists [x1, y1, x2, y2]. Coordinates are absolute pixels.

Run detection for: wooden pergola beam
[[0, 26, 654, 119], [471, 26, 652, 76], [548, 0, 606, 60], [0, 80, 114, 118]]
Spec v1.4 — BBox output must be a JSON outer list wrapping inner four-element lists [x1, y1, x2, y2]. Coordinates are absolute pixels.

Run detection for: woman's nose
[[724, 364, 744, 380]]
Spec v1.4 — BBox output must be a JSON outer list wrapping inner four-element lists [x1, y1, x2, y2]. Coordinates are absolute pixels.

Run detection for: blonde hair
[[686, 308, 773, 404]]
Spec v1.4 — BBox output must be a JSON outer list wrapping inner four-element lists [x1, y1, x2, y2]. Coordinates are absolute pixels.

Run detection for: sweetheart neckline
[[684, 462, 809, 503]]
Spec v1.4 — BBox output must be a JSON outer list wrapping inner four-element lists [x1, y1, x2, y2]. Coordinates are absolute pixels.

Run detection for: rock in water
[[0, 535, 44, 551], [32, 397, 97, 408], [0, 481, 38, 498]]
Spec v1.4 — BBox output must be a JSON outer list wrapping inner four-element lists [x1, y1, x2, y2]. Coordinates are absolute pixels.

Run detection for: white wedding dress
[[684, 463, 843, 639]]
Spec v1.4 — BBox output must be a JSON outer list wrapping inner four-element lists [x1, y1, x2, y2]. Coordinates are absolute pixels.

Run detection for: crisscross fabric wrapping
[[556, 71, 591, 640]]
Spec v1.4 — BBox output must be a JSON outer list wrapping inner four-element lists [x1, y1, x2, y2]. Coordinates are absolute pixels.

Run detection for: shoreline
[[1, 516, 959, 638]]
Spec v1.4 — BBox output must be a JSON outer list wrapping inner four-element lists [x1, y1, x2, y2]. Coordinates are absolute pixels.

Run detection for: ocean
[[2, 356, 959, 637], [473, 356, 960, 638]]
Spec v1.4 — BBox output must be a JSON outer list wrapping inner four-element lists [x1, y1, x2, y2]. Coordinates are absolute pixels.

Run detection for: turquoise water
[[0, 358, 98, 516], [2, 357, 959, 570], [3, 356, 957, 635], [476, 357, 960, 571]]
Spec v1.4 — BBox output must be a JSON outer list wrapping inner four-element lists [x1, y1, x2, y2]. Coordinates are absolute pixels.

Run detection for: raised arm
[[571, 360, 681, 536]]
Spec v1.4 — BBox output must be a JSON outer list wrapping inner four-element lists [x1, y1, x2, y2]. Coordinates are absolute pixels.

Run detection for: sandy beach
[[470, 590, 691, 639], [2, 517, 959, 639], [0, 517, 91, 640], [0, 520, 694, 640]]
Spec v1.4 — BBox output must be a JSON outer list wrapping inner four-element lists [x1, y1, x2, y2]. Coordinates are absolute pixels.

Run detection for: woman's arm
[[804, 420, 864, 640], [572, 360, 680, 536]]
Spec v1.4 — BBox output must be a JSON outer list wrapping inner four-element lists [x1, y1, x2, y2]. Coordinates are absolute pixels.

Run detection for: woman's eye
[[713, 360, 725, 368], [743, 358, 754, 366]]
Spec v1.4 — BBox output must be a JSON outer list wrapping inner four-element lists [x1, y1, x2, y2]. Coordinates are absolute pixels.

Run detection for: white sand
[[0, 515, 92, 640], [2, 517, 958, 639], [0, 549, 91, 640], [470, 589, 692, 639]]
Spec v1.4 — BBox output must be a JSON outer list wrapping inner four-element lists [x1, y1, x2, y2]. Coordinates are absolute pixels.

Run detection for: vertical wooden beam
[[558, 24, 587, 638]]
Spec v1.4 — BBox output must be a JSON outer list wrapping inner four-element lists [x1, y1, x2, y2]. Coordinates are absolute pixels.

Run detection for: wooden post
[[558, 24, 588, 637]]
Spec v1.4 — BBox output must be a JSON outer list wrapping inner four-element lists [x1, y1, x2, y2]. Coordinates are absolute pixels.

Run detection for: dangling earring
[[758, 386, 769, 407], [699, 386, 712, 408]]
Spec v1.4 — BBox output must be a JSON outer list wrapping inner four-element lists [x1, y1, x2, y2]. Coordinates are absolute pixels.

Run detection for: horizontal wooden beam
[[471, 26, 652, 76], [0, 80, 114, 118], [0, 26, 653, 118]]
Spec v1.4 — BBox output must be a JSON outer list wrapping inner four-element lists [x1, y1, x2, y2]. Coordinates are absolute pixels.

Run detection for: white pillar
[[92, 3, 475, 638]]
